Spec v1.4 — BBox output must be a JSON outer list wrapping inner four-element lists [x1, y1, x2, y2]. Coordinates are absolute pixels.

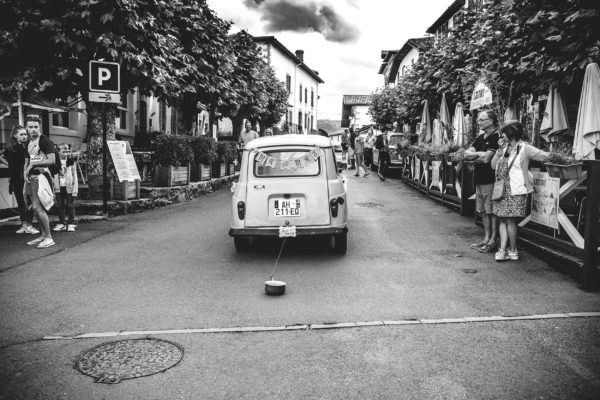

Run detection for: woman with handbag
[[491, 121, 549, 262]]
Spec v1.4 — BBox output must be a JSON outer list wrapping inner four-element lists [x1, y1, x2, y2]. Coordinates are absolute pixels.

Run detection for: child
[[52, 143, 78, 232]]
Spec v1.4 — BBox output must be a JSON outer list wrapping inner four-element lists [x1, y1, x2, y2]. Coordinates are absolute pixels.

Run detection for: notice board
[[107, 140, 141, 182]]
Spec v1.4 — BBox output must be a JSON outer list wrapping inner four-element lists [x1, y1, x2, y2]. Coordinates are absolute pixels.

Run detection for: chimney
[[295, 50, 304, 62]]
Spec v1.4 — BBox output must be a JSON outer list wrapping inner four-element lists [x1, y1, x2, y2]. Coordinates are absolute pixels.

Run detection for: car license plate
[[279, 225, 297, 238], [273, 198, 301, 217]]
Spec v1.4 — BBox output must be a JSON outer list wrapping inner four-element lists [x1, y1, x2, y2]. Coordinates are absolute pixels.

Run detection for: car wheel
[[234, 237, 251, 252], [331, 232, 347, 254]]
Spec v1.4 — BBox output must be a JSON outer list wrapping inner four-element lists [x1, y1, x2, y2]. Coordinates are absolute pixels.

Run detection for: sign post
[[88, 60, 121, 219]]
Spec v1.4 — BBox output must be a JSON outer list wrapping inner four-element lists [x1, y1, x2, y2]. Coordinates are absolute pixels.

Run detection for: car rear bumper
[[229, 226, 348, 237]]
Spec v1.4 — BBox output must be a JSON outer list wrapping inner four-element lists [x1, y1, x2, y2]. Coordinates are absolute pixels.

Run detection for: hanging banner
[[470, 81, 493, 110], [414, 157, 421, 181], [530, 170, 559, 229], [430, 160, 443, 191], [254, 146, 321, 171], [107, 140, 141, 182]]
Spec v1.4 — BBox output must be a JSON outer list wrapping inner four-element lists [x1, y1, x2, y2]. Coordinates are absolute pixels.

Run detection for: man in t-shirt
[[464, 110, 500, 253], [364, 127, 376, 167], [23, 115, 56, 248], [238, 121, 259, 147]]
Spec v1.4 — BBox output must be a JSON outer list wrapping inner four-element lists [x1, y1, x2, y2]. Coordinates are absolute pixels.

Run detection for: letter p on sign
[[89, 61, 120, 93]]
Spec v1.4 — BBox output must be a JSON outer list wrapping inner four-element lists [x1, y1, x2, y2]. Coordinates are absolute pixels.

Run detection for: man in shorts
[[464, 110, 500, 253], [23, 115, 56, 248]]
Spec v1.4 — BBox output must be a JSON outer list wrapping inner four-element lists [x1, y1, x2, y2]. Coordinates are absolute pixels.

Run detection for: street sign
[[89, 60, 120, 93], [89, 92, 121, 104]]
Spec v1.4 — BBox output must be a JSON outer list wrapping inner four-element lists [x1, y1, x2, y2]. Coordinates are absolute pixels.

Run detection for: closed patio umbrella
[[432, 118, 442, 146], [419, 100, 432, 144], [573, 63, 600, 160], [453, 102, 467, 147], [439, 93, 451, 143], [540, 85, 569, 142]]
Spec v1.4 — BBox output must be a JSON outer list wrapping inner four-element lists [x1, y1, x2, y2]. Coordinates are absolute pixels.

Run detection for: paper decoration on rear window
[[255, 146, 322, 171]]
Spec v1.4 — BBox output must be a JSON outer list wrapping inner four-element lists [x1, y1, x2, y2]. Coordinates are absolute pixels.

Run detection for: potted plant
[[397, 139, 414, 158], [212, 141, 231, 178], [190, 136, 217, 181], [544, 143, 584, 180], [152, 134, 194, 187]]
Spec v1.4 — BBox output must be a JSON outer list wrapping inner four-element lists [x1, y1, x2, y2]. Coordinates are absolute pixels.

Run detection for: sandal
[[478, 243, 497, 253], [470, 241, 486, 249]]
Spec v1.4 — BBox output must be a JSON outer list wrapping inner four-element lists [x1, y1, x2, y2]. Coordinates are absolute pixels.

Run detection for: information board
[[107, 140, 141, 182], [530, 170, 560, 229]]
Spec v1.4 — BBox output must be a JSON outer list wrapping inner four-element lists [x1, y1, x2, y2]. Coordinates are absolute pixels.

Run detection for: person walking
[[353, 133, 370, 177], [376, 128, 390, 181], [464, 110, 500, 253], [52, 143, 79, 232], [0, 125, 39, 234], [23, 115, 56, 248], [341, 129, 349, 160], [239, 121, 259, 147], [364, 127, 376, 167], [491, 121, 549, 262], [348, 127, 357, 170]]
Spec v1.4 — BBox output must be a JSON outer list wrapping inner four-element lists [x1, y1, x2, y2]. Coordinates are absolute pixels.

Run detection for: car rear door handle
[[254, 185, 265, 190]]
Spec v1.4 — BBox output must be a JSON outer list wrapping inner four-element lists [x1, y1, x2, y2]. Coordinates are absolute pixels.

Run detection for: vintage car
[[229, 135, 348, 254], [372, 133, 405, 172]]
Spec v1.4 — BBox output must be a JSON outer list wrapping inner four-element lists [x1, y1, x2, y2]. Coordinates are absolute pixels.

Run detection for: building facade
[[379, 37, 433, 87], [254, 36, 324, 134]]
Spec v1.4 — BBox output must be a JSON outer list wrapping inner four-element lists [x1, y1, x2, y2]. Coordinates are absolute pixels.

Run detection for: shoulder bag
[[492, 145, 519, 201]]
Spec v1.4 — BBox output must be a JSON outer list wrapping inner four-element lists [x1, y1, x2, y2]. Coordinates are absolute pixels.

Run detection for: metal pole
[[102, 103, 108, 219]]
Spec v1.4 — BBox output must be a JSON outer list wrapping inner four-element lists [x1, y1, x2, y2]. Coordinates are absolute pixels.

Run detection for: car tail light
[[237, 201, 245, 219], [330, 198, 338, 218]]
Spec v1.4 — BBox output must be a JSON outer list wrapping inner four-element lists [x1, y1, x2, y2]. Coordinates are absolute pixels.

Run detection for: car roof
[[244, 134, 333, 150]]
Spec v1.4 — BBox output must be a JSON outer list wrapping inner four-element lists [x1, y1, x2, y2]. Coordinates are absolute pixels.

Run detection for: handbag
[[491, 145, 520, 201]]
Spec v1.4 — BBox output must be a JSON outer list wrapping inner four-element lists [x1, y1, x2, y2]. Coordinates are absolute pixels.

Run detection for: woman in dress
[[491, 121, 549, 262]]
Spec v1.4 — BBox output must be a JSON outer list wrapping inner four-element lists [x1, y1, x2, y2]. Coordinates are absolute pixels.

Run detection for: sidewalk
[[0, 174, 238, 228]]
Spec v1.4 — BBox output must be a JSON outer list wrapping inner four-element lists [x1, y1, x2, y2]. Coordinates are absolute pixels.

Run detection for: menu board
[[530, 170, 559, 229], [107, 140, 141, 182]]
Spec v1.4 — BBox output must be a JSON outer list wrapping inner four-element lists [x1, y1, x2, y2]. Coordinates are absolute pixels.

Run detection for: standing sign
[[530, 170, 560, 229], [89, 61, 121, 104], [107, 141, 141, 182]]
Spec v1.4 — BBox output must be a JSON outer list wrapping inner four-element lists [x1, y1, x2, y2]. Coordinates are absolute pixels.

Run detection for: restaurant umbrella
[[540, 85, 569, 142], [453, 102, 467, 147], [573, 63, 600, 160], [503, 106, 518, 124], [439, 93, 451, 143], [432, 118, 442, 146], [419, 100, 432, 144]]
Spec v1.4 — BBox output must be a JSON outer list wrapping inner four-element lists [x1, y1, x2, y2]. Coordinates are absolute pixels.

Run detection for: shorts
[[476, 183, 494, 214], [24, 176, 40, 198]]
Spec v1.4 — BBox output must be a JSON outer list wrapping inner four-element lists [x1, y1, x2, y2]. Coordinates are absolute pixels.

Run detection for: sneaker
[[25, 225, 40, 234], [37, 238, 56, 248], [16, 226, 28, 234], [495, 249, 509, 262], [354, 173, 360, 177], [508, 250, 519, 260], [27, 237, 44, 246], [67, 224, 77, 232], [53, 223, 66, 232]]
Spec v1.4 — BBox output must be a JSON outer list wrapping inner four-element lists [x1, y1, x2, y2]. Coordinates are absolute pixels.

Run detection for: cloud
[[250, 0, 360, 43]]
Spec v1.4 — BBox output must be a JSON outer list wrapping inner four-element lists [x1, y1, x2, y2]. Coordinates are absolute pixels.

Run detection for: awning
[[12, 93, 70, 113]]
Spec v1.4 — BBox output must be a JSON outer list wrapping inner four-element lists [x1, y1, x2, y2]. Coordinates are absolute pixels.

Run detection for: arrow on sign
[[89, 92, 121, 104]]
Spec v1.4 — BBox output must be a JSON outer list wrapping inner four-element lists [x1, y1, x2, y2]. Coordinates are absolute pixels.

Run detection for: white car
[[229, 135, 348, 254]]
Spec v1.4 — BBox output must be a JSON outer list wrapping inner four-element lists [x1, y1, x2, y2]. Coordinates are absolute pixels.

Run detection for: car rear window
[[253, 149, 321, 177], [389, 135, 402, 146]]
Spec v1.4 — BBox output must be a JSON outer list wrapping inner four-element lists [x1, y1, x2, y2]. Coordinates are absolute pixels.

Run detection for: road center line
[[42, 312, 600, 341]]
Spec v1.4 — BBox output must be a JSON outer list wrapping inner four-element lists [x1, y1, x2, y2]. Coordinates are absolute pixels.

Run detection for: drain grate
[[355, 202, 384, 208], [75, 338, 183, 384]]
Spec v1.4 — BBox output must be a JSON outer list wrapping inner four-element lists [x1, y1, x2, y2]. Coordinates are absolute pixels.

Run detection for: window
[[286, 75, 291, 93], [52, 112, 70, 128], [311, 89, 314, 107], [115, 94, 128, 130], [299, 84, 302, 102], [298, 111, 303, 128], [253, 149, 321, 177], [160, 101, 167, 132], [304, 88, 307, 104]]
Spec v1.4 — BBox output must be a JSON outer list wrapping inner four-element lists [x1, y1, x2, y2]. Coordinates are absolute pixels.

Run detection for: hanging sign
[[107, 140, 141, 182], [530, 170, 559, 229], [470, 81, 493, 110], [254, 146, 321, 171]]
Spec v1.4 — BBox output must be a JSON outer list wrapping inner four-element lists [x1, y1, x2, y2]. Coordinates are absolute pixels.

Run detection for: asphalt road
[[1, 173, 599, 399]]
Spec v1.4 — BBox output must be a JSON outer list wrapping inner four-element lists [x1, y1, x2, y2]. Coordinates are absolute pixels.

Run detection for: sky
[[206, 0, 455, 121]]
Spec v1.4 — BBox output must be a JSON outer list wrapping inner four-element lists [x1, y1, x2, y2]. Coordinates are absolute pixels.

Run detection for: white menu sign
[[530, 170, 559, 229], [107, 140, 141, 182]]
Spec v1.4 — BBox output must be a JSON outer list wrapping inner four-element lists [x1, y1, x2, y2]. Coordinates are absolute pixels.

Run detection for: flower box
[[112, 178, 141, 200], [154, 165, 190, 187], [211, 162, 226, 178], [417, 153, 432, 162], [190, 163, 212, 182], [544, 162, 584, 180]]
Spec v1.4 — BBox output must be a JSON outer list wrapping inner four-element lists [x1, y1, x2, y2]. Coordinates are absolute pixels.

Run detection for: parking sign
[[89, 61, 120, 93]]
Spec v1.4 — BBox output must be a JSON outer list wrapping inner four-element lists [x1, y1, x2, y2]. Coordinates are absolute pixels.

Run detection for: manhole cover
[[75, 338, 183, 384], [355, 202, 384, 208]]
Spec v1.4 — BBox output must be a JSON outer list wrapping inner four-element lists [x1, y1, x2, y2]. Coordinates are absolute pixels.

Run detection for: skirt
[[492, 157, 527, 218]]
